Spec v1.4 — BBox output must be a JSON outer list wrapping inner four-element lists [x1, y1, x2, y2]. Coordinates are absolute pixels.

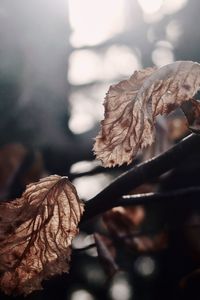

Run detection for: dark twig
[[82, 134, 200, 221], [73, 228, 162, 252], [74, 223, 200, 253], [116, 186, 200, 207]]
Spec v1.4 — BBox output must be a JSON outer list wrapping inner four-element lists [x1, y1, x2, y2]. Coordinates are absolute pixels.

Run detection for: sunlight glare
[[162, 0, 188, 15], [68, 91, 103, 134], [152, 41, 174, 67], [137, 0, 163, 14], [134, 256, 156, 277], [109, 272, 133, 300], [69, 113, 95, 134], [68, 50, 101, 85], [104, 45, 141, 80], [68, 0, 125, 47], [73, 174, 111, 199], [68, 46, 141, 85], [166, 20, 182, 43], [70, 160, 99, 174], [70, 289, 94, 300]]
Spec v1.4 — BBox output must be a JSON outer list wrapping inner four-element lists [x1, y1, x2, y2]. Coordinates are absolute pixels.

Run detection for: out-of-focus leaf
[[0, 144, 27, 197], [94, 61, 200, 167], [181, 99, 200, 133], [132, 233, 168, 252], [103, 207, 167, 252], [0, 175, 84, 295], [104, 206, 145, 232], [94, 233, 119, 277], [103, 206, 145, 247]]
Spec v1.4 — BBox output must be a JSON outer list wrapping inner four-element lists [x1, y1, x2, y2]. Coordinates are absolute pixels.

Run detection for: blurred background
[[1, 0, 200, 299]]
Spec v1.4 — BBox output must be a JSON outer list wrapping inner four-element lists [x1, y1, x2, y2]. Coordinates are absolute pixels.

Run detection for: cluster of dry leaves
[[1, 60, 200, 296]]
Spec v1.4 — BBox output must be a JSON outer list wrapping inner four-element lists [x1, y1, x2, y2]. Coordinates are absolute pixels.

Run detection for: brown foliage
[[103, 206, 145, 251], [103, 207, 167, 252], [0, 175, 84, 295], [94, 61, 200, 167], [132, 233, 168, 252], [103, 206, 145, 239]]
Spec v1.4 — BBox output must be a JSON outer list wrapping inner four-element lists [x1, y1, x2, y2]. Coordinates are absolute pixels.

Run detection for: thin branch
[[116, 186, 200, 207], [73, 228, 163, 252], [82, 134, 200, 222], [74, 223, 200, 253], [73, 232, 158, 253]]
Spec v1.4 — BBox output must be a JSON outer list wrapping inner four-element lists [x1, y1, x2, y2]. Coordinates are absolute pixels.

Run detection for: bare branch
[[82, 134, 200, 221], [116, 187, 200, 207]]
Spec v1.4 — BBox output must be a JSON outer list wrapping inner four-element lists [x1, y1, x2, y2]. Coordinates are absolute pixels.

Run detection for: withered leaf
[[0, 175, 84, 295], [132, 233, 168, 252], [103, 206, 145, 250], [103, 206, 145, 237], [103, 207, 167, 252], [94, 61, 200, 167]]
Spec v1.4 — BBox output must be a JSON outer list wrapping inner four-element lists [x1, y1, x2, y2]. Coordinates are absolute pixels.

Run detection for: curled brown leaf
[[103, 206, 145, 240], [0, 175, 84, 295], [103, 207, 167, 252], [94, 61, 200, 167], [132, 233, 168, 252]]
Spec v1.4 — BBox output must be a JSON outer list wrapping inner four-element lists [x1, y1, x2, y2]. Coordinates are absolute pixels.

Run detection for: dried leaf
[[181, 99, 200, 133], [94, 233, 119, 277], [94, 61, 200, 167], [103, 208, 167, 252], [103, 206, 145, 245], [132, 233, 168, 252], [0, 175, 84, 295]]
